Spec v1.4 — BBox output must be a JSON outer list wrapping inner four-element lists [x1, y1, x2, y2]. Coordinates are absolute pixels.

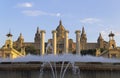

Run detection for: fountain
[[46, 42, 53, 54], [0, 30, 120, 78], [40, 43, 81, 78], [38, 58, 81, 78], [0, 54, 120, 78]]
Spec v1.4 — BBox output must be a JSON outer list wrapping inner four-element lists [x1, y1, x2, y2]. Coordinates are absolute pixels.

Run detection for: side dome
[[109, 31, 115, 37]]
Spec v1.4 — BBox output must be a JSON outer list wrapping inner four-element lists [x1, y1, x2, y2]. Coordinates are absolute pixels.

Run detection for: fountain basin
[[0, 54, 120, 78]]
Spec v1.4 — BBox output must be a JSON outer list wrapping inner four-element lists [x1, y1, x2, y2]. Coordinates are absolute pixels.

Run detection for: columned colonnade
[[64, 30, 69, 54], [40, 30, 81, 56], [52, 30, 57, 55]]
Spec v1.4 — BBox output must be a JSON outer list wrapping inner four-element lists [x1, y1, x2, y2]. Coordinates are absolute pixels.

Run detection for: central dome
[[56, 20, 66, 39], [56, 20, 65, 31]]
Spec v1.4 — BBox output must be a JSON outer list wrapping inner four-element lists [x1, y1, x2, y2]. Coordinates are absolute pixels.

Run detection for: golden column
[[40, 30, 46, 56], [75, 30, 81, 55], [64, 30, 69, 54], [52, 30, 57, 55]]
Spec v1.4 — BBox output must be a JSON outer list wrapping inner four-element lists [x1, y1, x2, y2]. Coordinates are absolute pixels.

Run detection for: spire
[[20, 33, 22, 37], [82, 26, 85, 34], [37, 27, 40, 33], [81, 26, 87, 39], [19, 33, 24, 39], [59, 20, 62, 25], [6, 32, 13, 37], [34, 27, 41, 43], [98, 33, 103, 40], [17, 33, 24, 42]]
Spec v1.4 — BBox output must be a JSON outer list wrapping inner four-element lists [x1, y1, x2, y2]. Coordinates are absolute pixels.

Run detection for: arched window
[[112, 44, 115, 48], [7, 44, 10, 48]]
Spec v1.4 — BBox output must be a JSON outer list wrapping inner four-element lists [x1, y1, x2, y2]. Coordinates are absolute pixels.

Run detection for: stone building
[[13, 27, 41, 54], [12, 20, 120, 58], [97, 32, 120, 58], [0, 32, 25, 59], [47, 20, 75, 54]]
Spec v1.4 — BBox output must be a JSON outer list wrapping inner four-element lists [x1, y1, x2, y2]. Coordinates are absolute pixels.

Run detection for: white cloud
[[80, 18, 101, 24], [17, 2, 33, 8], [22, 10, 61, 17]]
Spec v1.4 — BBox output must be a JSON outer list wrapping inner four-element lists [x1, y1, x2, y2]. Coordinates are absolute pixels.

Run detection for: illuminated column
[[52, 30, 57, 55], [75, 30, 81, 55], [40, 30, 46, 56], [64, 30, 69, 54]]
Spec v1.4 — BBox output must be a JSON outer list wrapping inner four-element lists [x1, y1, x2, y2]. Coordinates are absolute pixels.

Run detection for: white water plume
[[0, 53, 120, 63]]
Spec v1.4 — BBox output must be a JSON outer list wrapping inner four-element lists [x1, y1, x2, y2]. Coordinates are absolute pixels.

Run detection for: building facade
[[11, 20, 120, 58], [0, 32, 25, 59]]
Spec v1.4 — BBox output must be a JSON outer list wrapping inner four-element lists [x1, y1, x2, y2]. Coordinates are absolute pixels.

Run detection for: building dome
[[56, 20, 66, 39], [6, 32, 13, 37], [109, 31, 115, 37], [56, 20, 65, 31]]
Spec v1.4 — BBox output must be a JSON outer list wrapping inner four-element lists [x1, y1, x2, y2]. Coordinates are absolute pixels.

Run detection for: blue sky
[[0, 0, 120, 47]]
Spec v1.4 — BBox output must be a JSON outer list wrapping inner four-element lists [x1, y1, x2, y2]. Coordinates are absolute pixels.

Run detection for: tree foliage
[[81, 49, 96, 56], [25, 45, 37, 55]]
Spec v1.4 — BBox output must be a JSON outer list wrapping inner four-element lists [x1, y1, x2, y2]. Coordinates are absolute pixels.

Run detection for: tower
[[80, 27, 87, 50], [1, 32, 25, 59], [97, 33, 104, 48], [56, 20, 66, 53], [16, 33, 24, 48], [56, 20, 65, 39], [5, 32, 13, 48], [108, 31, 116, 49], [34, 27, 41, 49]]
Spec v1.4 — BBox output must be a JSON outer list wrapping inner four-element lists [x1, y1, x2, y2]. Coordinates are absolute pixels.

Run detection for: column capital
[[40, 30, 46, 33], [65, 30, 69, 33], [75, 30, 81, 34], [52, 30, 57, 33]]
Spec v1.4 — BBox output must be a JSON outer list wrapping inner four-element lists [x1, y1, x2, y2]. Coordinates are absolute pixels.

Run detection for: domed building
[[11, 20, 120, 58], [47, 20, 75, 54]]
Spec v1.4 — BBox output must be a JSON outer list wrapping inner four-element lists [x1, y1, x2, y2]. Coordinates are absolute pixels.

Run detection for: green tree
[[25, 45, 37, 55], [81, 49, 96, 56]]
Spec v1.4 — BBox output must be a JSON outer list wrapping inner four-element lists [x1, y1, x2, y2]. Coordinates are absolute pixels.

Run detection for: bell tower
[[80, 27, 87, 50], [97, 33, 104, 48], [16, 33, 24, 48], [108, 31, 116, 49], [5, 32, 13, 48], [34, 27, 41, 49]]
